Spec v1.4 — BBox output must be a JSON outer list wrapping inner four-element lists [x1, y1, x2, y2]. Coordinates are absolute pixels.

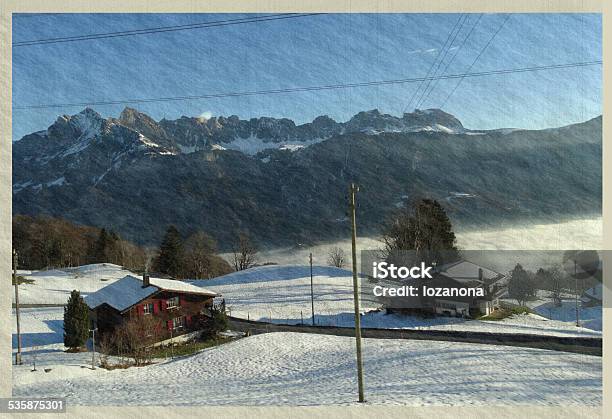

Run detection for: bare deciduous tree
[[549, 267, 563, 307], [508, 263, 536, 307], [185, 231, 216, 279], [115, 315, 159, 366], [535, 266, 564, 307], [98, 332, 115, 369], [232, 233, 257, 271], [327, 247, 346, 268]]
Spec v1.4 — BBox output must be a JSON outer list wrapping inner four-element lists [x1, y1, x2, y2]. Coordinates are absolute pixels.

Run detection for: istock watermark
[[372, 261, 434, 279], [370, 261, 485, 298]]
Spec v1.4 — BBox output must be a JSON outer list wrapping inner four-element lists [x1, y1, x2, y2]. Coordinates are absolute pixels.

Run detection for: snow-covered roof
[[84, 276, 156, 312], [148, 276, 217, 296], [85, 275, 217, 312], [436, 260, 503, 284]]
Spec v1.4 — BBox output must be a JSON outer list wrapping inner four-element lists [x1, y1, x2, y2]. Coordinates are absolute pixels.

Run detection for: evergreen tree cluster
[[88, 228, 124, 264], [155, 225, 183, 278]]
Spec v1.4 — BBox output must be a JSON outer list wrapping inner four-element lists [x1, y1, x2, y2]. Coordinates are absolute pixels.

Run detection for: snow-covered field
[[12, 308, 96, 369], [501, 290, 603, 332], [358, 311, 601, 337], [193, 265, 378, 322], [532, 302, 602, 332], [13, 263, 134, 305], [13, 263, 601, 337], [11, 263, 602, 406], [194, 265, 601, 337], [13, 328, 601, 406]]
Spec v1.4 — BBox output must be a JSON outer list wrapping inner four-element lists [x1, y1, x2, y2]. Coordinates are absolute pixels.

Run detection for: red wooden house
[[85, 273, 218, 341]]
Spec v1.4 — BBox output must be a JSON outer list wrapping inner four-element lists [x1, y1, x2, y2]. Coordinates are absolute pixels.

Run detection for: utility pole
[[349, 183, 365, 403], [89, 326, 98, 369], [575, 260, 580, 327], [13, 249, 23, 365], [170, 328, 174, 359], [32, 347, 38, 371], [309, 253, 315, 326]]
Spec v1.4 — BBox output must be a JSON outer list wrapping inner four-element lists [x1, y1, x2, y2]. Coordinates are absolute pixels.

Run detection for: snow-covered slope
[[13, 263, 134, 305], [191, 265, 375, 321], [11, 264, 602, 406], [14, 263, 601, 336], [193, 265, 601, 337], [12, 330, 601, 406]]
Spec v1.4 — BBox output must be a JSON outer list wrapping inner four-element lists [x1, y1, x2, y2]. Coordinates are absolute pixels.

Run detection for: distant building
[[384, 260, 507, 318], [430, 260, 507, 316], [84, 273, 218, 341]]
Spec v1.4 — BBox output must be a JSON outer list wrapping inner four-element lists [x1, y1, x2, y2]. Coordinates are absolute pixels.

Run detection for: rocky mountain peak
[[45, 107, 106, 145], [118, 107, 158, 128], [403, 108, 465, 132], [117, 107, 176, 150]]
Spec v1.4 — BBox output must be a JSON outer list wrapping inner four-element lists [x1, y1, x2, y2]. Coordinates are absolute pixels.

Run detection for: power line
[[13, 60, 601, 111], [440, 14, 511, 109], [13, 13, 324, 47], [413, 14, 469, 110], [416, 14, 484, 110], [12, 13, 65, 19], [403, 14, 465, 114]]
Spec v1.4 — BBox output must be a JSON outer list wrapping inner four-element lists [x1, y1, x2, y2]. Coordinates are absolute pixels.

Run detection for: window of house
[[166, 296, 179, 309], [143, 303, 154, 314], [172, 316, 185, 330]]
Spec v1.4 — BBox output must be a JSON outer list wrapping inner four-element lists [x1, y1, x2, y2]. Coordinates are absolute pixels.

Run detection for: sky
[[12, 13, 601, 141]]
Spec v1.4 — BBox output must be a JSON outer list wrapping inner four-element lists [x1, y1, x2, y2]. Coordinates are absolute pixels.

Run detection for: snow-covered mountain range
[[12, 107, 602, 247], [15, 106, 469, 160]]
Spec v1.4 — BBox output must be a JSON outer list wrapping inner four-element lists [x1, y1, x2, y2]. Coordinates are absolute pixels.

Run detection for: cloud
[[405, 48, 439, 55], [197, 111, 213, 122]]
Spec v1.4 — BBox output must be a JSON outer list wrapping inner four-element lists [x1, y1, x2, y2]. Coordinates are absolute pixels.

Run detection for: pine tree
[[88, 228, 109, 263], [382, 198, 459, 265], [106, 230, 123, 265], [49, 238, 63, 268], [63, 290, 90, 350], [155, 225, 184, 278]]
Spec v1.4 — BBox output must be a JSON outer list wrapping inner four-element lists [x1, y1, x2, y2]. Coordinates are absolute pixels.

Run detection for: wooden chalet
[[84, 273, 218, 341]]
